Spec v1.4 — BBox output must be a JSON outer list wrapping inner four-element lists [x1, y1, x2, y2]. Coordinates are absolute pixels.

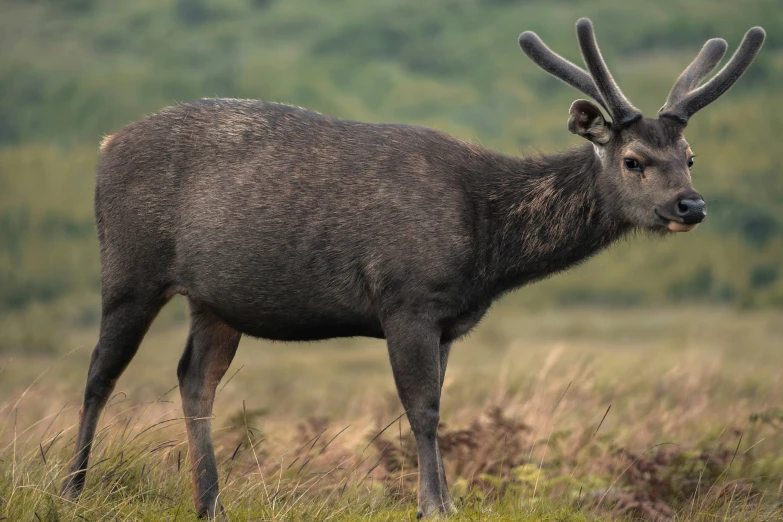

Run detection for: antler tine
[[575, 18, 642, 127], [660, 38, 728, 119], [518, 31, 609, 113], [660, 27, 766, 123]]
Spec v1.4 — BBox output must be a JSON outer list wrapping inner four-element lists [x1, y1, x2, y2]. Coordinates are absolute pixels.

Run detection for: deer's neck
[[468, 143, 631, 296]]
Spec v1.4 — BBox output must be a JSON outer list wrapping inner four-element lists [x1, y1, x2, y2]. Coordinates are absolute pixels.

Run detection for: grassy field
[[2, 304, 783, 520], [1, 2, 781, 520]]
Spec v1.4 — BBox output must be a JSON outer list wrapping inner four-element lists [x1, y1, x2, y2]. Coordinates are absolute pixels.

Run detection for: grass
[[2, 304, 783, 520]]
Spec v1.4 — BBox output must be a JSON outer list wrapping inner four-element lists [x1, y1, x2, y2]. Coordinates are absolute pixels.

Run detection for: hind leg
[[177, 301, 241, 519], [436, 341, 456, 513], [61, 288, 167, 499]]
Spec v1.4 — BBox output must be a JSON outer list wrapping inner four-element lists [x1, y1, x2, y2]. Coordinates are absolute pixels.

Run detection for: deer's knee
[[409, 406, 440, 440]]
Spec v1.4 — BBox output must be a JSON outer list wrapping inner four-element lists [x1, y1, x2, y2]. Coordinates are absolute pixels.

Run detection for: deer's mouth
[[654, 209, 699, 233]]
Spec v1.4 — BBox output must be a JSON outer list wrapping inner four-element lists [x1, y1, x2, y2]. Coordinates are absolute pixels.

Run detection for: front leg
[[383, 314, 449, 518]]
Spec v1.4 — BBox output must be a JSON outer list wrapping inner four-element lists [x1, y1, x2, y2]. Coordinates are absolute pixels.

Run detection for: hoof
[[196, 501, 227, 521], [59, 477, 85, 500], [416, 505, 452, 519]]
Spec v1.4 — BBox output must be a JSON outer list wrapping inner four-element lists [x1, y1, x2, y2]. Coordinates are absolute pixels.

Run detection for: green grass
[[2, 306, 783, 520]]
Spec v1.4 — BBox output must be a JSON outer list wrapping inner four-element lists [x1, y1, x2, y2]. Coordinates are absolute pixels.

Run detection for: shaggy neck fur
[[465, 143, 632, 296]]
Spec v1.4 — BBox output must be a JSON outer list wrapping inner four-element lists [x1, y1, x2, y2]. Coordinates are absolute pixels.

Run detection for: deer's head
[[519, 18, 765, 233]]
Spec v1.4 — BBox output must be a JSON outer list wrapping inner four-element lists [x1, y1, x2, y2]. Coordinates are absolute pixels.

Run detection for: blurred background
[[0, 0, 781, 354], [1, 2, 782, 519]]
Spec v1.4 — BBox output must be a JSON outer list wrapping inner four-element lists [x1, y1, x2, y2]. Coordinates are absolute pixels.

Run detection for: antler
[[519, 17, 642, 127], [659, 38, 728, 117], [660, 27, 766, 124], [518, 30, 608, 113], [575, 18, 642, 126]]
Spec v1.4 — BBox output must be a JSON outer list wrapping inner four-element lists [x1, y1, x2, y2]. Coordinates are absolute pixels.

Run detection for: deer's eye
[[624, 158, 642, 172], [687, 156, 694, 169]]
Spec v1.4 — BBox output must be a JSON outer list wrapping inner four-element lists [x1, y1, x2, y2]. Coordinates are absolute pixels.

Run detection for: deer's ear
[[568, 99, 611, 144]]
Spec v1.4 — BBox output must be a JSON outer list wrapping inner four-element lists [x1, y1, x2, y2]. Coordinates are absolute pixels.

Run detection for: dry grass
[[1, 304, 782, 520]]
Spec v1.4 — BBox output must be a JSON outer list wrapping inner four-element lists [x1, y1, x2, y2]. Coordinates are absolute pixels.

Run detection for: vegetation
[[2, 307, 783, 520], [0, 1, 781, 354], [1, 1, 781, 520]]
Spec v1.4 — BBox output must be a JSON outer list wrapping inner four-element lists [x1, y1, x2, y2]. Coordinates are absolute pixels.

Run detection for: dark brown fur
[[61, 17, 765, 519]]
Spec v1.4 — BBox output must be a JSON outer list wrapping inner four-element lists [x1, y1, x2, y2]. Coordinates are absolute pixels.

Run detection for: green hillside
[[1, 0, 781, 351]]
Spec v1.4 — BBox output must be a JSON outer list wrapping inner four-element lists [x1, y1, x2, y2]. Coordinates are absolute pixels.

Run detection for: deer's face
[[568, 100, 705, 233], [521, 19, 764, 232]]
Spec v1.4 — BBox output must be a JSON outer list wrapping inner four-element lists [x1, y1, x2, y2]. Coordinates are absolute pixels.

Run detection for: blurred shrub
[[0, 306, 59, 354], [749, 264, 779, 290], [0, 0, 780, 333], [709, 195, 781, 249], [176, 0, 210, 25]]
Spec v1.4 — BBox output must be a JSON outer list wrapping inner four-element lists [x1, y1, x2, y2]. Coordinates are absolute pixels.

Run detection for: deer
[[60, 17, 765, 519]]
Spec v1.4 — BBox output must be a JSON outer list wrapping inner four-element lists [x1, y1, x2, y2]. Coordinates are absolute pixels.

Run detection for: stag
[[61, 18, 765, 519]]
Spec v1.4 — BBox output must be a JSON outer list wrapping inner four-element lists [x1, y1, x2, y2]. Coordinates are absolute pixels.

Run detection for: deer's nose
[[676, 197, 707, 224]]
